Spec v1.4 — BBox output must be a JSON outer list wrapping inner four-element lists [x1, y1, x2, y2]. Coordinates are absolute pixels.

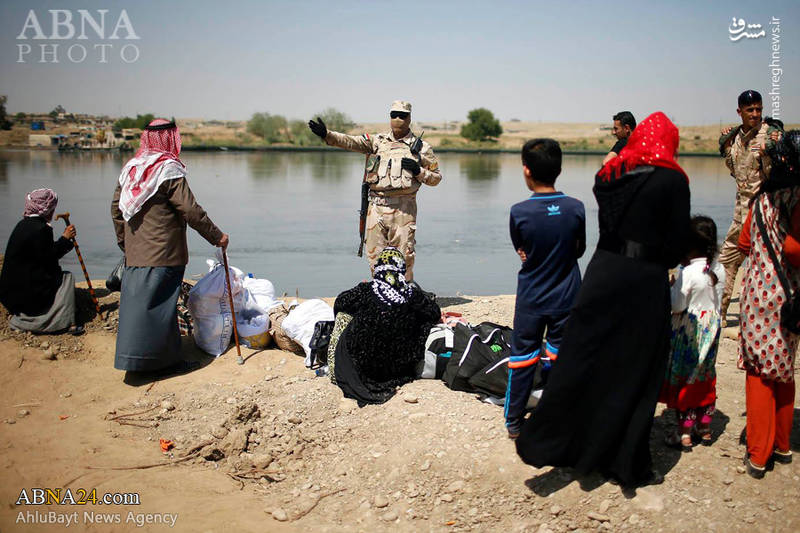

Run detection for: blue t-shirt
[[510, 191, 586, 314]]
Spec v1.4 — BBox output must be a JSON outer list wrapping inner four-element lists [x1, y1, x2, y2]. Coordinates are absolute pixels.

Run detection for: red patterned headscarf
[[136, 118, 182, 159], [127, 118, 183, 195], [598, 111, 688, 183], [23, 188, 58, 220], [118, 119, 186, 221]]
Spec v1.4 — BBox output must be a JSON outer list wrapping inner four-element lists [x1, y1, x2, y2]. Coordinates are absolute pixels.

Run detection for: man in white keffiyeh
[[111, 119, 229, 375]]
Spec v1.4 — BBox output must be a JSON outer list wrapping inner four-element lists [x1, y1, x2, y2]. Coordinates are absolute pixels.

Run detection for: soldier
[[308, 101, 442, 282], [718, 90, 782, 324]]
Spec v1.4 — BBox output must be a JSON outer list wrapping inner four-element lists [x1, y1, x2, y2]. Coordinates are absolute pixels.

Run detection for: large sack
[[281, 299, 335, 367], [187, 253, 245, 356]]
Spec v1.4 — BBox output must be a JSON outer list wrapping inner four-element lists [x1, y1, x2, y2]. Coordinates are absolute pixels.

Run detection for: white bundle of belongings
[[237, 276, 281, 349], [280, 299, 334, 367], [188, 250, 275, 355]]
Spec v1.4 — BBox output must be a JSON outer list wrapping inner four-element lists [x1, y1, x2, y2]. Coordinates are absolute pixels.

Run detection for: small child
[[505, 139, 586, 438], [660, 215, 725, 451]]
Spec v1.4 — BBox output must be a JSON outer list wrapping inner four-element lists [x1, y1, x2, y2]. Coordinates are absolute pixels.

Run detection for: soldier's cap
[[390, 101, 412, 114]]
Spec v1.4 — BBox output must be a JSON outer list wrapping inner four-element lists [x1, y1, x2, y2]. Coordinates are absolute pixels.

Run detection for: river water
[[0, 149, 735, 297]]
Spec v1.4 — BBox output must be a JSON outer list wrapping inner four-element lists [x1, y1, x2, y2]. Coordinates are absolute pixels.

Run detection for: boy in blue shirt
[[505, 139, 585, 439]]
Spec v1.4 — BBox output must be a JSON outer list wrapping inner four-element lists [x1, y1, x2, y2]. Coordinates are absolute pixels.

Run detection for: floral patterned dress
[[660, 258, 725, 411], [739, 188, 800, 384]]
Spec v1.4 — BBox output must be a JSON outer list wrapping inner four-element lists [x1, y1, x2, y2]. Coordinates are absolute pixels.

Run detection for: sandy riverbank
[[0, 284, 798, 533]]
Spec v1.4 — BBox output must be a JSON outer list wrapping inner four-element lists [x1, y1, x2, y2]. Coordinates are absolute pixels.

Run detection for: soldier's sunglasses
[[390, 111, 410, 119]]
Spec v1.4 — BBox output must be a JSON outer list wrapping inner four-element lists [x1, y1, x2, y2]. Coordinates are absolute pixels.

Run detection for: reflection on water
[[246, 152, 290, 180], [309, 151, 352, 182], [0, 150, 736, 296], [459, 154, 501, 182]]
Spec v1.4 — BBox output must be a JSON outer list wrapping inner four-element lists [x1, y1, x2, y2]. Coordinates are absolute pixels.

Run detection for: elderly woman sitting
[[0, 188, 83, 335], [328, 247, 440, 405]]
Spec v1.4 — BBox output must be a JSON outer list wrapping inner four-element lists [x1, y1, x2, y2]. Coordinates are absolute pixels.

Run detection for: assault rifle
[[410, 130, 424, 156], [357, 154, 370, 257]]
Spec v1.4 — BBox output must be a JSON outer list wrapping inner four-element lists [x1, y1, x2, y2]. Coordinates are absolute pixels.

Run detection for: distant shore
[[0, 145, 721, 157], [9, 118, 795, 156]]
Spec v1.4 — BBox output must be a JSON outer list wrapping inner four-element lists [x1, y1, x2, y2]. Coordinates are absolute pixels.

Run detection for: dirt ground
[[0, 285, 798, 533]]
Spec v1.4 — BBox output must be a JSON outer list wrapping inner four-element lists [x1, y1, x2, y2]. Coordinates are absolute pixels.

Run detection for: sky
[[0, 0, 797, 125]]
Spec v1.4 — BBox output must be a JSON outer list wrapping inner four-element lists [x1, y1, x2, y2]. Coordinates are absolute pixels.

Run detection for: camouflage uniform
[[718, 122, 773, 319], [324, 120, 441, 281]]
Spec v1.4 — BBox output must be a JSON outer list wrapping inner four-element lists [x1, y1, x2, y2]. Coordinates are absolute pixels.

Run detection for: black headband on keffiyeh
[[371, 247, 413, 306], [144, 120, 177, 131]]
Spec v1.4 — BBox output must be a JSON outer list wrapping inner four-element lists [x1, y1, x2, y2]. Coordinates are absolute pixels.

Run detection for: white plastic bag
[[237, 310, 271, 349], [281, 299, 334, 367], [242, 277, 281, 312], [188, 252, 245, 356]]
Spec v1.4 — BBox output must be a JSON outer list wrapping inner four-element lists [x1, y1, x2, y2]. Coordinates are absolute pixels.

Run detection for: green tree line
[[113, 114, 156, 130], [247, 108, 354, 146]]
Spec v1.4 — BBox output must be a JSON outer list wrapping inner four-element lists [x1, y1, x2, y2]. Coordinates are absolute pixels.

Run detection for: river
[[0, 149, 735, 296]]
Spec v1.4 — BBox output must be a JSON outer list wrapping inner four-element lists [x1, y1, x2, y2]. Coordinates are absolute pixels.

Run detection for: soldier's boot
[[720, 260, 741, 326]]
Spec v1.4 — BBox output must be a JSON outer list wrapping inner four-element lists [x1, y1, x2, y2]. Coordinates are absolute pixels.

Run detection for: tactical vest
[[365, 136, 422, 196]]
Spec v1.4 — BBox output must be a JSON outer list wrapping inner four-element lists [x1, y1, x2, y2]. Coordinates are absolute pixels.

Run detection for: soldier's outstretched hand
[[401, 157, 421, 176], [308, 117, 327, 139]]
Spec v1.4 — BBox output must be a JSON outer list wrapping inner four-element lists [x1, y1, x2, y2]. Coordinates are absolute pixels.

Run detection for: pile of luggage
[[418, 317, 544, 407], [186, 251, 333, 366]]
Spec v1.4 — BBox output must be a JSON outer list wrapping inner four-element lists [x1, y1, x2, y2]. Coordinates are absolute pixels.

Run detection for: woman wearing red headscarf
[[111, 119, 228, 375], [0, 188, 83, 334], [515, 112, 691, 488]]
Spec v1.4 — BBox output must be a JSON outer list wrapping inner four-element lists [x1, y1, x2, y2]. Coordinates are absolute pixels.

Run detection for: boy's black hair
[[612, 111, 636, 130], [737, 90, 762, 107], [521, 138, 562, 185], [689, 215, 719, 285]]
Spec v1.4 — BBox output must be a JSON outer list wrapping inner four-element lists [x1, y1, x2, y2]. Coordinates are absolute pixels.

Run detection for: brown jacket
[[111, 177, 223, 267]]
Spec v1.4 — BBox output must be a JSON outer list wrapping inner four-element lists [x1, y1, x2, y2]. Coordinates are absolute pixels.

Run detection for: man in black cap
[[718, 90, 783, 324]]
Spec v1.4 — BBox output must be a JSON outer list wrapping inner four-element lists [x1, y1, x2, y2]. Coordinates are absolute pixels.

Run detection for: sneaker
[[506, 419, 521, 440], [743, 454, 766, 479], [772, 449, 793, 465]]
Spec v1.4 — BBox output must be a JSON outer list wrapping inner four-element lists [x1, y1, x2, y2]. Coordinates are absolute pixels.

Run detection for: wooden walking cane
[[221, 251, 244, 365], [55, 212, 103, 320]]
